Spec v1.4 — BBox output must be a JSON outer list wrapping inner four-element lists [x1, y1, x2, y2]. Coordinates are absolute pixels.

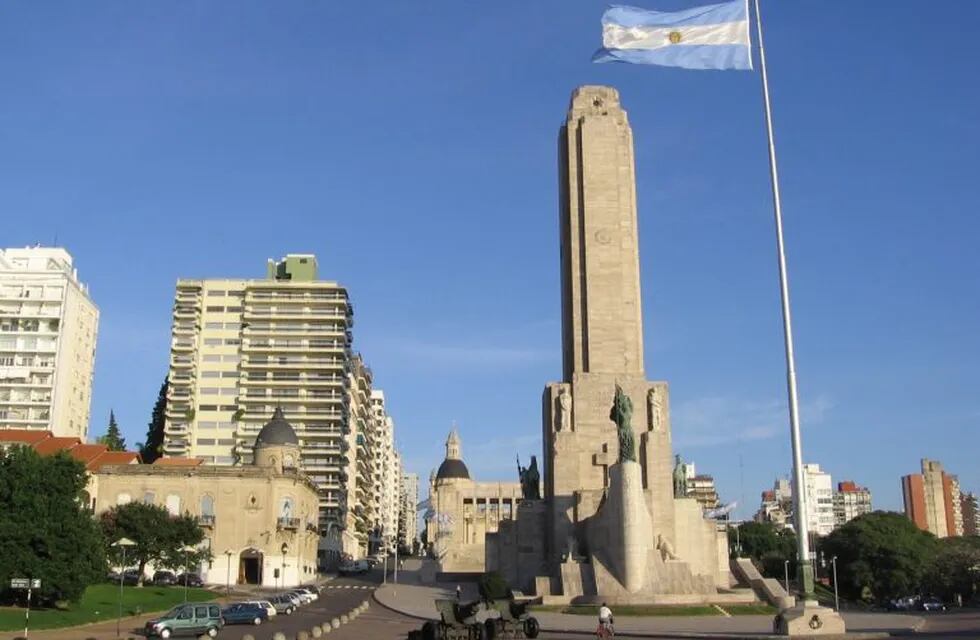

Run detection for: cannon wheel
[[483, 619, 497, 640], [523, 616, 540, 639], [422, 620, 438, 640]]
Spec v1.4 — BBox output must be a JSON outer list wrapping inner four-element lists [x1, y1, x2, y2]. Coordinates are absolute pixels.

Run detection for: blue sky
[[1, 2, 977, 519]]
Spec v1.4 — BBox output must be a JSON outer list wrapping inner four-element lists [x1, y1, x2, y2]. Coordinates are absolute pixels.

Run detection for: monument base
[[774, 600, 846, 636]]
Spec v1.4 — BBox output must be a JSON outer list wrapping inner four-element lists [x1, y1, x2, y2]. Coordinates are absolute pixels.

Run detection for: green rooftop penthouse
[[267, 254, 318, 282]]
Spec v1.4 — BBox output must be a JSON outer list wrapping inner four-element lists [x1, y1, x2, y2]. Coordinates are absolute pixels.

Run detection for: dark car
[[122, 569, 143, 586], [153, 571, 178, 586], [920, 597, 946, 612], [221, 603, 268, 626], [176, 573, 204, 588]]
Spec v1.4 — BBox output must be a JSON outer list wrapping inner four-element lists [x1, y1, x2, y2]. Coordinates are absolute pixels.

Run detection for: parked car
[[283, 592, 305, 608], [338, 559, 369, 576], [221, 603, 268, 626], [153, 571, 178, 586], [296, 586, 319, 601], [176, 573, 204, 588], [122, 569, 143, 586], [242, 600, 277, 617], [268, 595, 295, 615], [145, 603, 223, 639], [920, 598, 946, 612], [288, 589, 315, 604], [106, 570, 120, 583]]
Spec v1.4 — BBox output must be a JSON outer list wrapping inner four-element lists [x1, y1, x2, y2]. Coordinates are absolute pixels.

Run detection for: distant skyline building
[[902, 458, 963, 537], [400, 472, 420, 548], [0, 247, 99, 439], [754, 477, 793, 529], [961, 492, 979, 537], [833, 481, 872, 528]]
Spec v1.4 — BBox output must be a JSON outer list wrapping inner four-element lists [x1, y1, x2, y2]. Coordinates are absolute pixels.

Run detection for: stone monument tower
[[538, 86, 728, 601]]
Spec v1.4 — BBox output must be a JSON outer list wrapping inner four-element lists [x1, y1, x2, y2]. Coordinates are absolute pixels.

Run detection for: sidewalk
[[373, 582, 925, 639]]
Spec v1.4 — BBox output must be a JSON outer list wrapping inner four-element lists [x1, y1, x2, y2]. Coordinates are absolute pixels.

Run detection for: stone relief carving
[[554, 385, 571, 432], [657, 533, 679, 561], [647, 387, 663, 432]]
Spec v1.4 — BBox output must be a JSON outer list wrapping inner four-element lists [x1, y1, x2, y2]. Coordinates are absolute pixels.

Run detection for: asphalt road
[[909, 609, 980, 639], [216, 572, 381, 640]]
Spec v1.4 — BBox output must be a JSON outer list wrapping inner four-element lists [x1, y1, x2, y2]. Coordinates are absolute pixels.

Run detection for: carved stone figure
[[556, 386, 572, 432], [610, 384, 636, 463], [647, 387, 663, 432], [672, 454, 688, 497], [518, 455, 541, 500], [657, 533, 678, 561]]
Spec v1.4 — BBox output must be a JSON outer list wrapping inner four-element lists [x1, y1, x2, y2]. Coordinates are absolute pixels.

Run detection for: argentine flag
[[593, 1, 752, 71]]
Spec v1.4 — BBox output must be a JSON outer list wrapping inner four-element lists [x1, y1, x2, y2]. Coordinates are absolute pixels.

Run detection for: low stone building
[[425, 430, 523, 573], [95, 409, 319, 588]]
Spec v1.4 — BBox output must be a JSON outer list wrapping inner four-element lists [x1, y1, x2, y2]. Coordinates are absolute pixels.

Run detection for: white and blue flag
[[593, 1, 752, 71]]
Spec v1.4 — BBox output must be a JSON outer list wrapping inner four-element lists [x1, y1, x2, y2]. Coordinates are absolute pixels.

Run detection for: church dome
[[255, 407, 299, 447], [436, 458, 470, 481]]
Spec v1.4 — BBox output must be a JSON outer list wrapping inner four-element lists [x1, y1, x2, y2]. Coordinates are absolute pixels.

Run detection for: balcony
[[163, 440, 188, 452], [277, 517, 300, 530], [196, 514, 216, 528]]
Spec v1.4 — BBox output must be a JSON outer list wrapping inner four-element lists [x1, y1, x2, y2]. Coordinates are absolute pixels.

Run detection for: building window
[[166, 494, 181, 515], [201, 494, 215, 516], [143, 491, 155, 504], [117, 493, 132, 505]]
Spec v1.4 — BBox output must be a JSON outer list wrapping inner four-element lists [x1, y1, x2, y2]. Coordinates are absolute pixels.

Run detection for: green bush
[[478, 571, 512, 600]]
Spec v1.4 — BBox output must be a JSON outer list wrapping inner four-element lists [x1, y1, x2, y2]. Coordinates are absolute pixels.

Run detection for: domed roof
[[254, 408, 298, 447], [436, 458, 470, 481]]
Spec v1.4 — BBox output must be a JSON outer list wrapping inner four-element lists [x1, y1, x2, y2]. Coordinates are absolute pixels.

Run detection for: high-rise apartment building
[[902, 458, 963, 537], [0, 247, 98, 439], [400, 472, 419, 548], [342, 354, 376, 558], [163, 255, 355, 539], [687, 474, 721, 511], [833, 481, 872, 528], [370, 390, 400, 553], [754, 477, 793, 528], [803, 463, 835, 536], [961, 492, 979, 537]]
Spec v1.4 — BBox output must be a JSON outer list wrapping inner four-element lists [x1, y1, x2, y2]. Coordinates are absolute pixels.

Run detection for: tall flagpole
[[752, 0, 814, 599]]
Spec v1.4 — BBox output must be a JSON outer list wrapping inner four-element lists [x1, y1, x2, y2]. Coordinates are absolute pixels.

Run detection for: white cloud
[[672, 394, 834, 448]]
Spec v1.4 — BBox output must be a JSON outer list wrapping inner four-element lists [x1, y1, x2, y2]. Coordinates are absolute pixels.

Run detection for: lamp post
[[784, 559, 790, 594], [280, 543, 288, 590], [112, 537, 136, 640], [181, 546, 196, 603], [224, 550, 234, 596], [831, 556, 839, 612]]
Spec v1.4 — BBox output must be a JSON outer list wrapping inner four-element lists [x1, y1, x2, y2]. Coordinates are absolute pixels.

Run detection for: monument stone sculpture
[[673, 454, 688, 498], [487, 86, 733, 604], [518, 455, 542, 500]]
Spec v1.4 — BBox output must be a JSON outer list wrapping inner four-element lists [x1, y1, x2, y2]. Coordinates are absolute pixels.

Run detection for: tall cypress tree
[[98, 410, 126, 451], [140, 378, 168, 463]]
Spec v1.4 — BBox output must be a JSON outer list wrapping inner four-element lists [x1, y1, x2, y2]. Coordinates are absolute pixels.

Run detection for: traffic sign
[[10, 578, 29, 589], [31, 579, 41, 589]]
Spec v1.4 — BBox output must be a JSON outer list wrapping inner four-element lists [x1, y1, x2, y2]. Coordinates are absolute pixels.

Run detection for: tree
[[732, 521, 797, 578], [819, 511, 939, 604], [100, 502, 205, 584], [922, 536, 980, 603], [140, 378, 168, 464], [97, 410, 126, 451], [0, 447, 106, 603]]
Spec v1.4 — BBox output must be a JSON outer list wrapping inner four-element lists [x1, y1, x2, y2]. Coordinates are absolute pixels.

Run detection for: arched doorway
[[239, 548, 263, 585]]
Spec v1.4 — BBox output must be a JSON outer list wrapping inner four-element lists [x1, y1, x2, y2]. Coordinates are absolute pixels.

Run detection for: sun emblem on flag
[[668, 31, 683, 44]]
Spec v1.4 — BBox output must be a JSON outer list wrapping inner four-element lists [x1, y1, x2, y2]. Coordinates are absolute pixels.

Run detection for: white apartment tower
[[0, 247, 98, 439], [803, 463, 835, 537], [163, 255, 353, 533], [370, 390, 401, 553]]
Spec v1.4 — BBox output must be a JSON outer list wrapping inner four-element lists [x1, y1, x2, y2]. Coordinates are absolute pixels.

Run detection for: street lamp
[[831, 556, 840, 612], [280, 543, 288, 590], [111, 537, 137, 640], [784, 559, 790, 594], [224, 550, 234, 596], [181, 546, 197, 603]]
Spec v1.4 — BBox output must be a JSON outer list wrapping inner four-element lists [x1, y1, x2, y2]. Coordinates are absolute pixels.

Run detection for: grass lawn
[[533, 604, 721, 616], [723, 604, 777, 615], [0, 584, 214, 631]]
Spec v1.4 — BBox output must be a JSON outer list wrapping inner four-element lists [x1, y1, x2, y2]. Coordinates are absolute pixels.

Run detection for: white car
[[288, 590, 316, 605], [296, 587, 319, 602], [243, 600, 277, 617]]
